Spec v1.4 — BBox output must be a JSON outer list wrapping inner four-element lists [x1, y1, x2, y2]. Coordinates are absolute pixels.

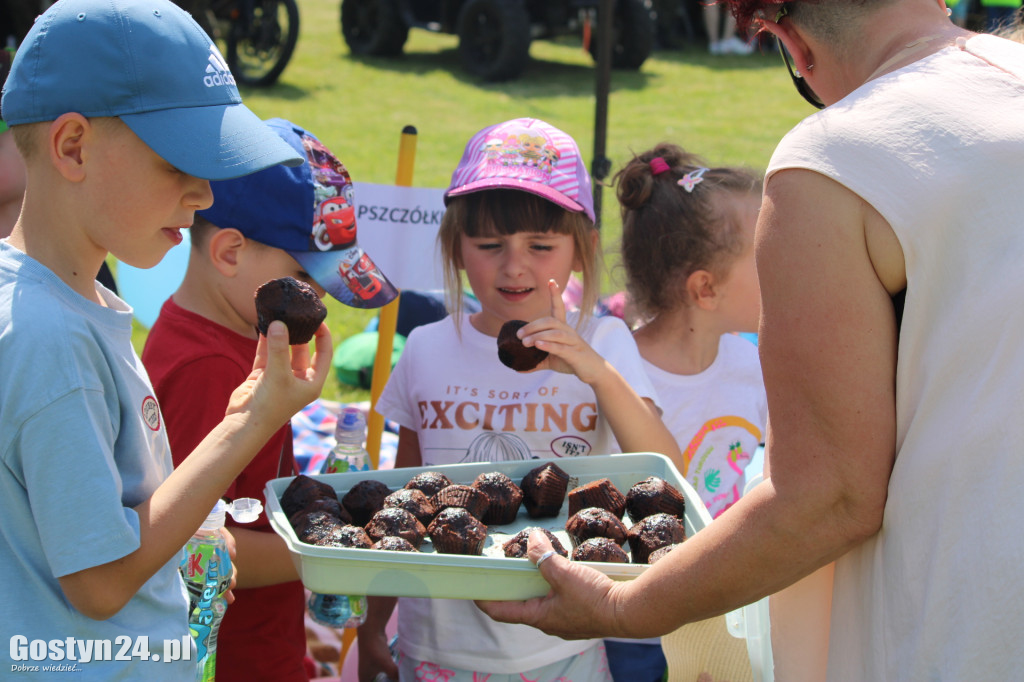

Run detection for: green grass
[[129, 0, 810, 403]]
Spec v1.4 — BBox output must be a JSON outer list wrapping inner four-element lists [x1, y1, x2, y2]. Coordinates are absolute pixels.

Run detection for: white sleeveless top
[[766, 34, 1024, 681]]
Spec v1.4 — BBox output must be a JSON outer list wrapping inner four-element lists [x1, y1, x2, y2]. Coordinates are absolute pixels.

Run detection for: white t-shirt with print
[[643, 333, 767, 518], [376, 312, 660, 672]]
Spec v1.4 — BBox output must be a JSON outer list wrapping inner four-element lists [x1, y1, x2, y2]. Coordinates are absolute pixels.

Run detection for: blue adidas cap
[[199, 118, 398, 309], [0, 0, 302, 180]]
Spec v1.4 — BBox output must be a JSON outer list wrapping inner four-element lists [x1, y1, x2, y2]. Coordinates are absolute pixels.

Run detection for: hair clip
[[678, 167, 708, 193], [649, 157, 671, 176]]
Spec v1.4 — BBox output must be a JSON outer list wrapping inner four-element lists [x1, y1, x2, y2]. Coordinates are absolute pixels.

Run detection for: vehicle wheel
[[588, 0, 655, 70], [457, 0, 531, 82], [341, 0, 409, 57], [225, 0, 300, 87]]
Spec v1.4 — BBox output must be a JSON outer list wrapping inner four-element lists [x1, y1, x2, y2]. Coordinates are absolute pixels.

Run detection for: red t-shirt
[[143, 298, 307, 682]]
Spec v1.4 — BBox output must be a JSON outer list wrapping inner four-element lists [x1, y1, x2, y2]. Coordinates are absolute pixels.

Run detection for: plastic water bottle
[[322, 406, 371, 473], [180, 498, 262, 681], [306, 591, 367, 628], [311, 406, 369, 628]]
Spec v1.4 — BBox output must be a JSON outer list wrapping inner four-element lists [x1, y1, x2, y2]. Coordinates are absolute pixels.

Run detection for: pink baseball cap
[[445, 118, 595, 223]]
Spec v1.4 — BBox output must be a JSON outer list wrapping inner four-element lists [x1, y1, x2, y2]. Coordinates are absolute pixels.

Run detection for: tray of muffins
[[264, 453, 713, 601]]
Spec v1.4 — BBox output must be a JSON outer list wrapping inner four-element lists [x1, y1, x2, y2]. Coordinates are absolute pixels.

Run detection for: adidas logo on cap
[[204, 45, 236, 88]]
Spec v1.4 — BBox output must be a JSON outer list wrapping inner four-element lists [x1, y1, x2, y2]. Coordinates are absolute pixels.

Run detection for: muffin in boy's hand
[[254, 276, 327, 344], [497, 319, 548, 371]]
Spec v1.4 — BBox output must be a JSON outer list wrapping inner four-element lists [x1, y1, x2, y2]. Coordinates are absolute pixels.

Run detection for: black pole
[[592, 0, 614, 230]]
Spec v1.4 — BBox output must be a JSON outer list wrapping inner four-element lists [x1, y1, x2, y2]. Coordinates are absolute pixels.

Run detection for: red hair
[[718, 0, 774, 33]]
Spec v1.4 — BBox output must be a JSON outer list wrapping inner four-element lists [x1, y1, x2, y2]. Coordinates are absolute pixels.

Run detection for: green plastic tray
[[265, 453, 711, 600]]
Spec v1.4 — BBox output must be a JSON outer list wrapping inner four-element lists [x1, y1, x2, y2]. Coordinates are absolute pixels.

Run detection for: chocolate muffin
[[404, 471, 454, 498], [291, 495, 353, 525], [520, 462, 570, 518], [625, 476, 687, 521], [431, 484, 490, 521], [565, 507, 628, 548], [341, 479, 391, 526], [280, 474, 338, 519], [471, 472, 524, 525], [426, 507, 489, 555], [502, 527, 568, 559], [295, 516, 373, 549], [497, 319, 548, 371], [254, 276, 327, 345], [384, 488, 437, 527], [364, 507, 427, 548], [330, 524, 375, 549], [567, 478, 627, 519], [290, 510, 348, 546], [373, 536, 419, 552], [626, 513, 686, 564], [647, 543, 682, 565], [571, 537, 630, 563]]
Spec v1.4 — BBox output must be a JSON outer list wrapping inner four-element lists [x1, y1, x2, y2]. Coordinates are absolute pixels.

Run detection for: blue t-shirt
[[0, 241, 193, 679]]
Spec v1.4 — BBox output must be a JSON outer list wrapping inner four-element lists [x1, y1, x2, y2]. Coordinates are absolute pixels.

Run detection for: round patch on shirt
[[551, 435, 591, 458], [142, 396, 161, 431]]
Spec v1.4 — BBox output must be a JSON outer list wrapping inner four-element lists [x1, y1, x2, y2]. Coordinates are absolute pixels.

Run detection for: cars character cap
[[445, 117, 595, 223], [0, 0, 302, 180], [199, 118, 398, 309]]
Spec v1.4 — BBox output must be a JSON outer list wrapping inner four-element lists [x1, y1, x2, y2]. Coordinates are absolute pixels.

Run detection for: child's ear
[[208, 228, 247, 276], [686, 270, 719, 311], [49, 113, 89, 182]]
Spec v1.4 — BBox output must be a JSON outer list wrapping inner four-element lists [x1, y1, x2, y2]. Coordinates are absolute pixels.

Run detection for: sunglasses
[[774, 6, 825, 109]]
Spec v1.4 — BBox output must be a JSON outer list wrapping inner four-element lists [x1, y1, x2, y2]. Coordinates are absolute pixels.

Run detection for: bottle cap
[[335, 406, 367, 435], [203, 497, 264, 529], [225, 497, 264, 523]]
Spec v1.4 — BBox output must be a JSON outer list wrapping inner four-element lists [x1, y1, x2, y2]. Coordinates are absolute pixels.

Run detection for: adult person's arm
[[478, 167, 905, 639]]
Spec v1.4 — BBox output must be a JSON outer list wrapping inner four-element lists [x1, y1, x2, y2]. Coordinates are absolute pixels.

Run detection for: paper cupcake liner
[[567, 478, 627, 519], [431, 484, 491, 521]]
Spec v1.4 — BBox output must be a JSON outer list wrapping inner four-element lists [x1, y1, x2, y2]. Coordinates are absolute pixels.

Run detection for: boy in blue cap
[[0, 1, 332, 679], [142, 118, 397, 680]]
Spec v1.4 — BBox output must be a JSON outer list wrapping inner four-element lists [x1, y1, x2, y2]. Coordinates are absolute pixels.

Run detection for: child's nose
[[501, 246, 529, 276], [187, 178, 214, 211]]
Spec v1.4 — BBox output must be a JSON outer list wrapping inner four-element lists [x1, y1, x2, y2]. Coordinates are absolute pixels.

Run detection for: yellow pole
[[339, 126, 417, 677], [366, 125, 417, 469]]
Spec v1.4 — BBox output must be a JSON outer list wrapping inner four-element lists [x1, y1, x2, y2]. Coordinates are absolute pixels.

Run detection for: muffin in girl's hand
[[497, 319, 548, 371], [254, 276, 327, 344]]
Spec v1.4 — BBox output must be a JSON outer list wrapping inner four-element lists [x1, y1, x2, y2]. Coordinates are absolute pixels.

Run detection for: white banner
[[352, 182, 446, 292]]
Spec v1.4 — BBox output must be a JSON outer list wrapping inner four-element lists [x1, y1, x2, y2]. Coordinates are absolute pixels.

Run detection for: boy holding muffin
[[0, 0, 330, 679], [141, 117, 396, 680]]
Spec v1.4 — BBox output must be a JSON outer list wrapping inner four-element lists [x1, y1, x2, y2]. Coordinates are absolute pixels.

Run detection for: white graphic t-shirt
[[643, 333, 766, 518], [375, 312, 660, 672]]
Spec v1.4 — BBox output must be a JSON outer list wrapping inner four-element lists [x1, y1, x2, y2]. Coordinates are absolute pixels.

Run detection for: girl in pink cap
[[359, 118, 681, 682]]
